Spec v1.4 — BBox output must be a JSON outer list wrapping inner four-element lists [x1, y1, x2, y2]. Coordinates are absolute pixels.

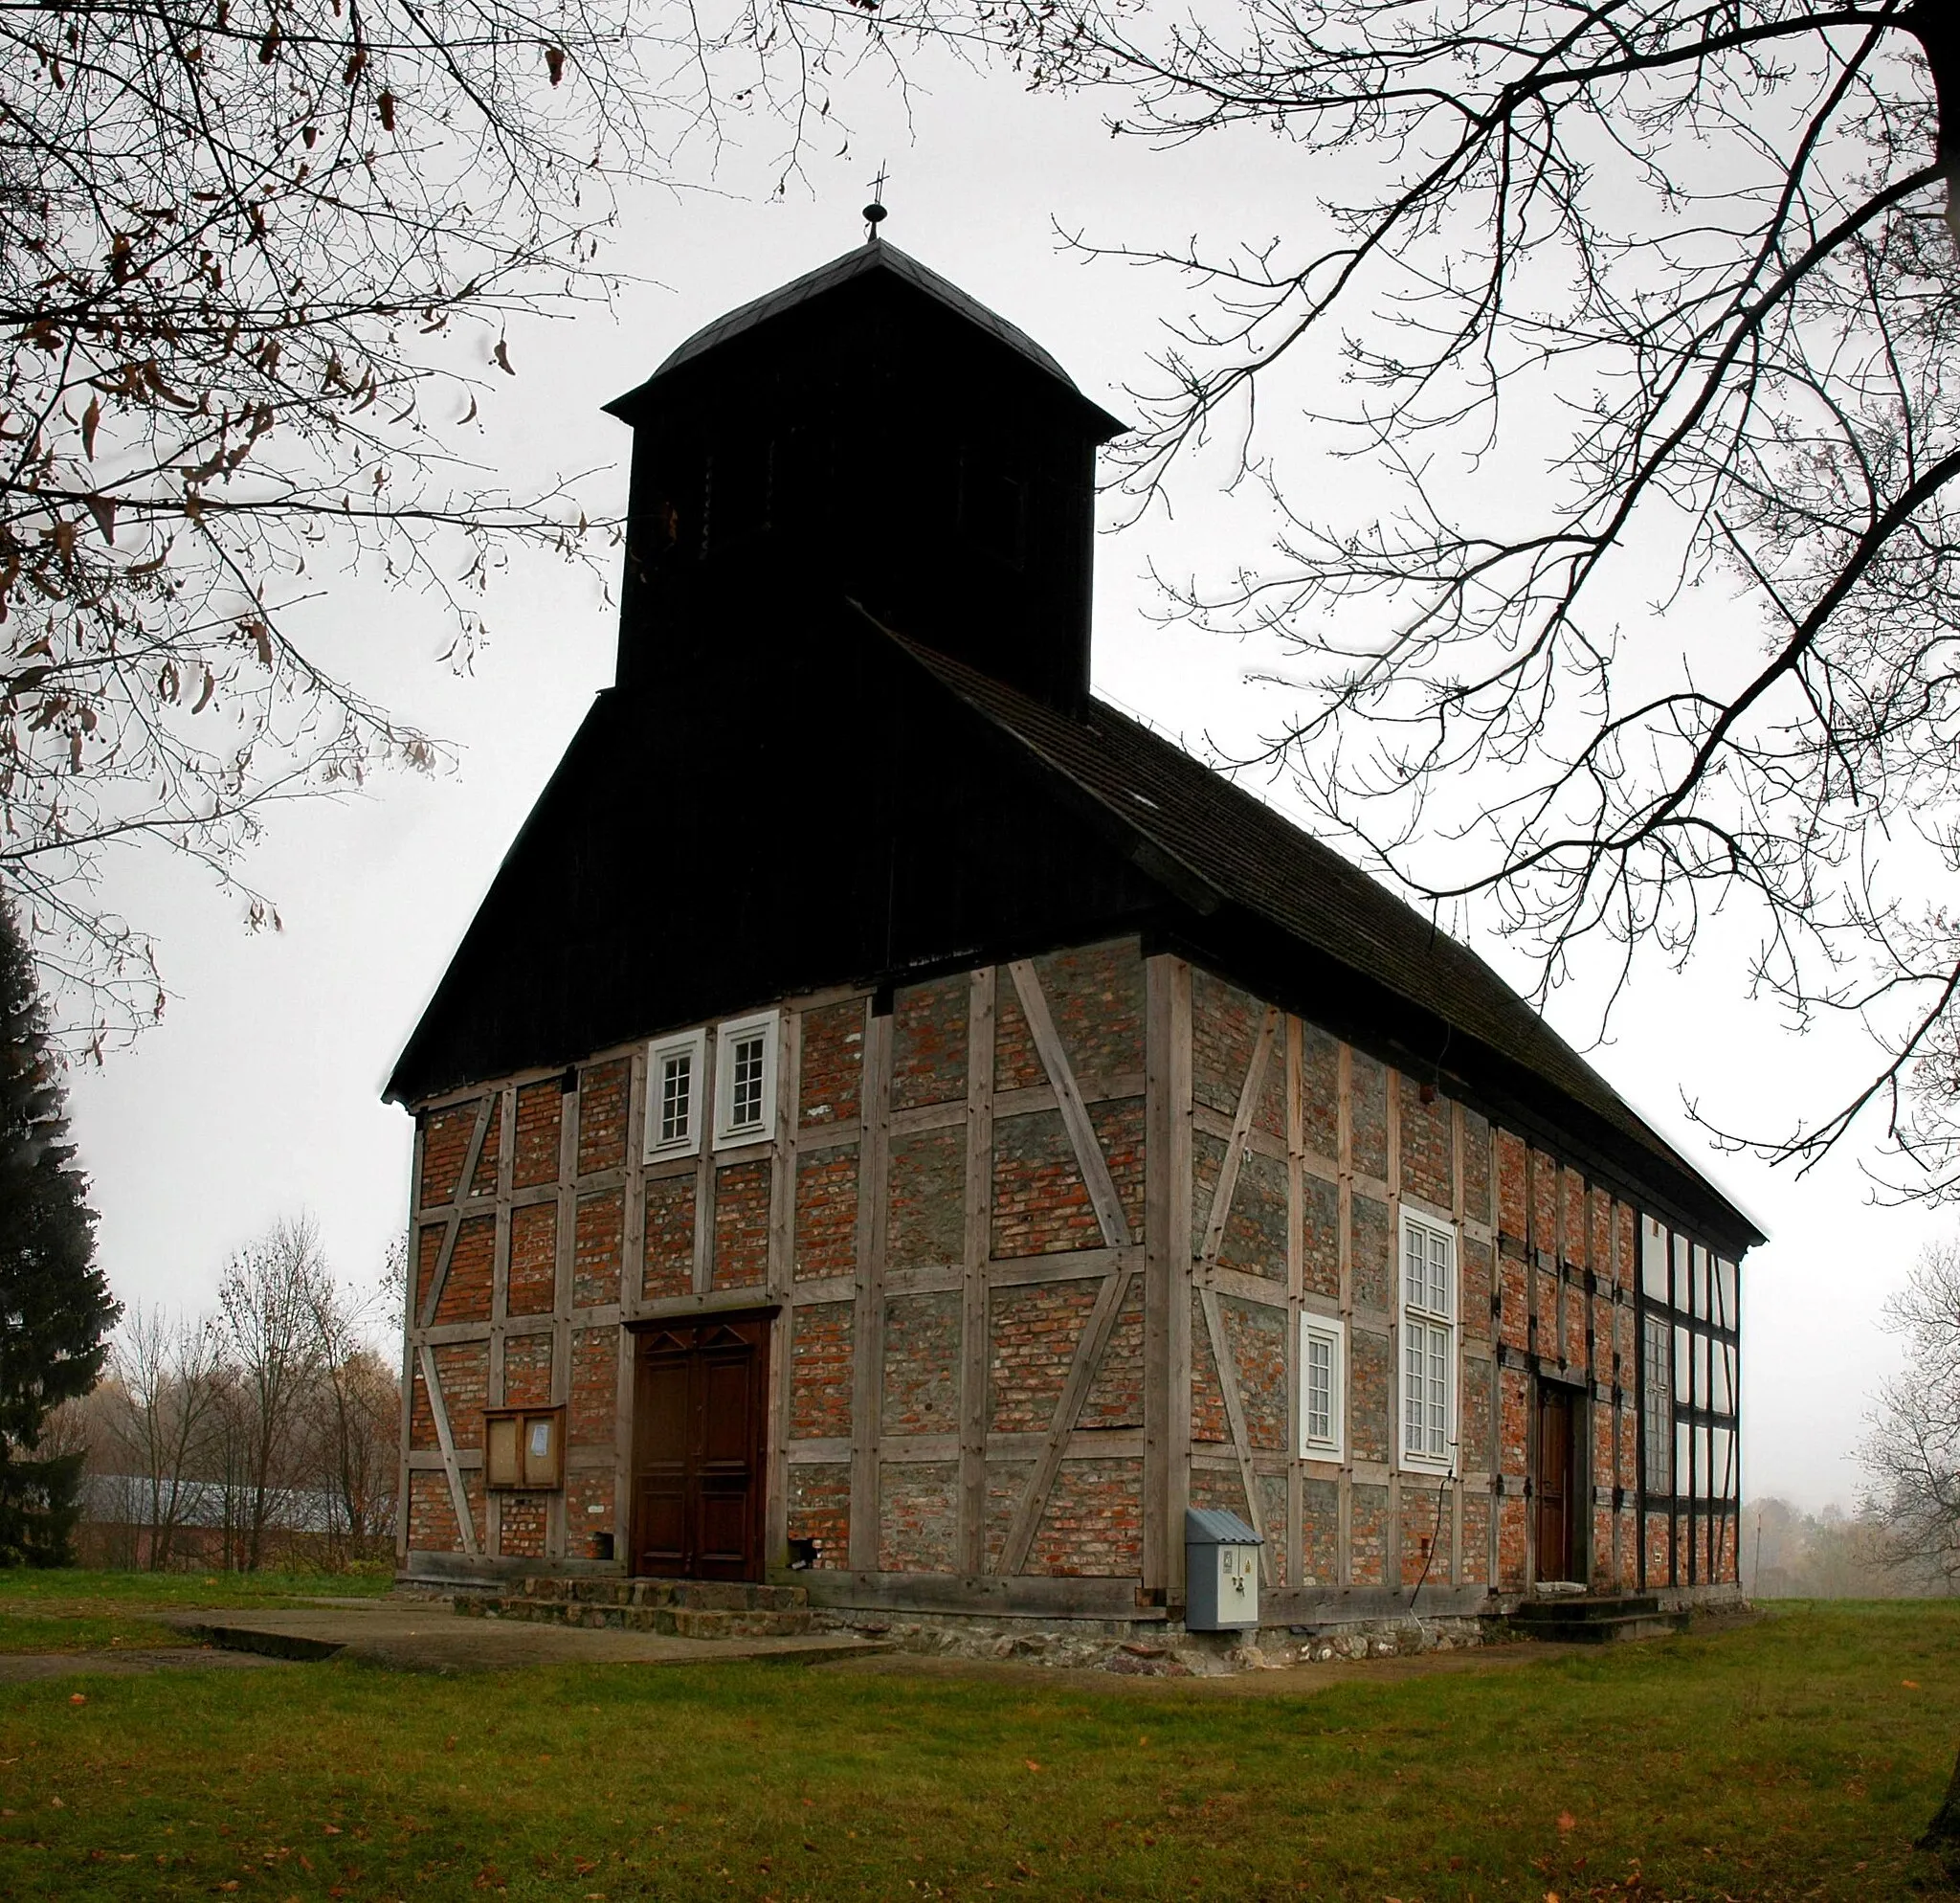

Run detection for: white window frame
[[1397, 1210, 1458, 1474], [644, 1029, 707, 1160], [1300, 1311, 1347, 1460], [713, 1010, 780, 1148]]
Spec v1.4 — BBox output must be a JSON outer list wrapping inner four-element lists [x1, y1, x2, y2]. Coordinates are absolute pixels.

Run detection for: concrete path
[[162, 1601, 884, 1674]]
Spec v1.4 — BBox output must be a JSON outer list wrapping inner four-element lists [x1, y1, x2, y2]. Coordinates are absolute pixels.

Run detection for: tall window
[[713, 1012, 779, 1147], [1301, 1313, 1347, 1459], [1399, 1214, 1456, 1470], [644, 1029, 706, 1160], [1641, 1311, 1672, 1493]]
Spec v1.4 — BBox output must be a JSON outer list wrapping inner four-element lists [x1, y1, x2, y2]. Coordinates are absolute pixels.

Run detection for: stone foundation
[[813, 1605, 1490, 1676]]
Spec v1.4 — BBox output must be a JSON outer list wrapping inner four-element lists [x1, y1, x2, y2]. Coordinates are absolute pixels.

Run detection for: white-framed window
[[714, 1011, 779, 1147], [1398, 1211, 1457, 1471], [644, 1029, 707, 1159], [1300, 1312, 1347, 1459]]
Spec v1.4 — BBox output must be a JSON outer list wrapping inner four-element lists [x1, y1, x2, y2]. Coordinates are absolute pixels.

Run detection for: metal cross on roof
[[863, 166, 890, 241]]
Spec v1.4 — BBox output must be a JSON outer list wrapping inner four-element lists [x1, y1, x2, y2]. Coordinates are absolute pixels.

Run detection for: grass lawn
[[0, 1597, 1950, 1901], [0, 1564, 391, 1654]]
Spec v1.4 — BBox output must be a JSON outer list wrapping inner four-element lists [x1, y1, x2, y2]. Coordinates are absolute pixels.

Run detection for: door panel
[[1534, 1385, 1575, 1582], [630, 1316, 768, 1580]]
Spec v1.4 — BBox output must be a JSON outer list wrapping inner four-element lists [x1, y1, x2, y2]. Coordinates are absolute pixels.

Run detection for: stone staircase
[[455, 1577, 813, 1641], [1506, 1592, 1689, 1646]]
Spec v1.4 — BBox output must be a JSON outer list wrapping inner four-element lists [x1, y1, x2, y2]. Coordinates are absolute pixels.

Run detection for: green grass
[[0, 1564, 391, 1653], [0, 1600, 1950, 1900]]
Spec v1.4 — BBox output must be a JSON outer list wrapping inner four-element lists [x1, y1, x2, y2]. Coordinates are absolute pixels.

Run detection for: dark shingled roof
[[606, 239, 1103, 414], [880, 621, 1762, 1245]]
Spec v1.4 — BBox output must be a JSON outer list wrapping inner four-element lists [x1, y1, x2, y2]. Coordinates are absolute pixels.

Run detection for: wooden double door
[[1534, 1381, 1580, 1583], [630, 1314, 770, 1581]]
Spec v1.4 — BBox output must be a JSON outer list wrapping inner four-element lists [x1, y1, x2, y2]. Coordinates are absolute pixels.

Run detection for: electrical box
[[1185, 1507, 1262, 1632]]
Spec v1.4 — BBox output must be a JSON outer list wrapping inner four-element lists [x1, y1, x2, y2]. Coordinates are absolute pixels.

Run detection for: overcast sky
[[60, 46, 1944, 1514]]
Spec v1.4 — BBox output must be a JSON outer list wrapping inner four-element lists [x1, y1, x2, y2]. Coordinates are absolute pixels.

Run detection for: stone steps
[[1508, 1593, 1688, 1646], [456, 1576, 813, 1641]]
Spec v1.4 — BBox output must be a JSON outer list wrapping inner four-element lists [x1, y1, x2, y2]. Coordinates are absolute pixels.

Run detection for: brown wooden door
[[631, 1315, 768, 1581], [1534, 1384, 1576, 1582]]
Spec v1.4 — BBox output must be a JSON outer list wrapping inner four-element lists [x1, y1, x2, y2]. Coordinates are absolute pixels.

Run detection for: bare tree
[[846, 0, 1960, 1195], [1864, 1238, 1960, 1588], [105, 1302, 226, 1569], [301, 1263, 398, 1556], [216, 1214, 328, 1570], [0, 0, 864, 1041]]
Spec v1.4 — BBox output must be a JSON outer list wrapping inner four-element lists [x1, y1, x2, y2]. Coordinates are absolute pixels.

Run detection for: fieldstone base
[[813, 1607, 1489, 1675]]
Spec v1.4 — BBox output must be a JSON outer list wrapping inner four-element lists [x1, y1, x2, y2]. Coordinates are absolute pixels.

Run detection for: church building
[[389, 233, 1756, 1637]]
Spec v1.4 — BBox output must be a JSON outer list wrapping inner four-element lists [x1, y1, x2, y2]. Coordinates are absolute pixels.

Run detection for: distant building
[[387, 237, 1756, 1632]]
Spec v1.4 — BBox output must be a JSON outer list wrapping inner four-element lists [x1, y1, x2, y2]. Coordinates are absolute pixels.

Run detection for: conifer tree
[[0, 896, 117, 1564]]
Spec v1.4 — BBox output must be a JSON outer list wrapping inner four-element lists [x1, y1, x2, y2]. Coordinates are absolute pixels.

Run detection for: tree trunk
[[1922, 1742, 1960, 1885]]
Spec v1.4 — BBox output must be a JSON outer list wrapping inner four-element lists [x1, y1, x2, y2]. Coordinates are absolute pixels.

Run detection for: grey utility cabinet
[[1184, 1507, 1262, 1631]]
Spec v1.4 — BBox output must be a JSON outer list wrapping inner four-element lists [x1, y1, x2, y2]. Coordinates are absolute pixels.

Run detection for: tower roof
[[606, 238, 1124, 434]]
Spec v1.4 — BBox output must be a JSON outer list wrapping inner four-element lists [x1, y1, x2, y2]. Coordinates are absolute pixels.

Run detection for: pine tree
[[0, 895, 117, 1565]]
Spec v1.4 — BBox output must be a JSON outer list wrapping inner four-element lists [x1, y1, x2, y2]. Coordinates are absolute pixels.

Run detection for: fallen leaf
[[1024, 1760, 1041, 1773], [69, 1693, 86, 1706], [1557, 1811, 1576, 1833], [1903, 1679, 1921, 1689]]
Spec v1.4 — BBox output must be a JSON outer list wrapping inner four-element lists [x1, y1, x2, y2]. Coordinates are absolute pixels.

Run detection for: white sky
[[61, 52, 1944, 1514]]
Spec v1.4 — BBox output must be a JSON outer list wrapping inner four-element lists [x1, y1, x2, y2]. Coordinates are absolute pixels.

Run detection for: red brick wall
[[800, 1001, 864, 1126], [790, 1303, 854, 1440], [789, 1464, 850, 1567], [991, 1111, 1102, 1258], [888, 1129, 964, 1268], [1080, 1278, 1144, 1429], [1037, 942, 1146, 1084], [568, 1328, 614, 1448], [640, 1175, 693, 1301], [433, 1217, 494, 1326], [509, 1201, 558, 1315], [1220, 1299, 1288, 1450], [880, 1292, 959, 1437], [470, 1097, 502, 1198], [1190, 1291, 1229, 1444], [1300, 1024, 1339, 1161], [1399, 1074, 1453, 1209], [711, 1160, 769, 1290], [880, 1463, 958, 1572], [500, 1497, 547, 1557], [512, 1081, 562, 1188], [991, 1280, 1099, 1433], [419, 1102, 477, 1206], [1191, 967, 1259, 1119], [793, 1149, 857, 1282], [573, 1190, 624, 1309], [577, 1059, 630, 1175], [1029, 1458, 1142, 1577], [891, 976, 968, 1109], [502, 1331, 552, 1407]]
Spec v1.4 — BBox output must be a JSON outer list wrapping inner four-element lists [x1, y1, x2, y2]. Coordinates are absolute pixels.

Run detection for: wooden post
[[1285, 1015, 1305, 1593], [765, 1010, 801, 1569], [1143, 954, 1192, 1599], [960, 968, 996, 1577], [848, 1004, 893, 1573], [549, 1075, 578, 1563]]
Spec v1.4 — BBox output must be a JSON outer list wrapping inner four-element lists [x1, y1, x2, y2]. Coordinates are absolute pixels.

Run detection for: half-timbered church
[[390, 229, 1757, 1650]]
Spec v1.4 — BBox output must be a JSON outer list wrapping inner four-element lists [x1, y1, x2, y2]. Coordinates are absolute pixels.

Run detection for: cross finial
[[862, 166, 889, 242]]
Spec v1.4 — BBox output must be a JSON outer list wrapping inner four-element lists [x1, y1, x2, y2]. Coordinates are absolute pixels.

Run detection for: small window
[[1640, 1217, 1670, 1302], [714, 1011, 779, 1147], [645, 1030, 706, 1159], [1398, 1213, 1456, 1471], [1301, 1313, 1347, 1459], [484, 1405, 564, 1490]]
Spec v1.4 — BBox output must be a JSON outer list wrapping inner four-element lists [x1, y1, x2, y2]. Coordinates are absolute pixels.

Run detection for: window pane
[[1641, 1220, 1670, 1300], [1696, 1332, 1711, 1410], [1710, 1425, 1735, 1500], [1404, 1330, 1425, 1453], [1405, 1230, 1426, 1309], [1717, 1259, 1738, 1328], [1693, 1246, 1710, 1320], [659, 1052, 692, 1144], [730, 1034, 766, 1129], [1429, 1232, 1451, 1315], [1674, 1325, 1691, 1404], [1708, 1340, 1732, 1414], [1672, 1235, 1690, 1312], [1676, 1421, 1692, 1495], [1306, 1335, 1331, 1444], [1697, 1423, 1713, 1499]]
